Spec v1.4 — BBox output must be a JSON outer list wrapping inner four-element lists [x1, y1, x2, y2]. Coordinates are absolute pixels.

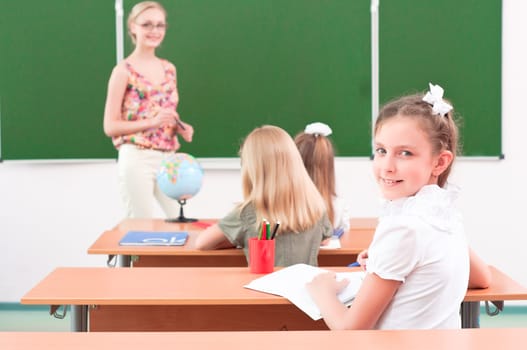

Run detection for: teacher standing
[[103, 1, 193, 218]]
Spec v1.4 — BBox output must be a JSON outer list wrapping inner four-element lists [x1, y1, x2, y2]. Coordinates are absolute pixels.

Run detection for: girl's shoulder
[[380, 185, 462, 231], [332, 196, 351, 212], [219, 202, 257, 235], [222, 202, 256, 222], [239, 202, 257, 221]]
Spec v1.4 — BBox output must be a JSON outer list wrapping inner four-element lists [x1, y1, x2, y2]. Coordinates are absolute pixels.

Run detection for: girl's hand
[[357, 249, 369, 270], [306, 272, 350, 300]]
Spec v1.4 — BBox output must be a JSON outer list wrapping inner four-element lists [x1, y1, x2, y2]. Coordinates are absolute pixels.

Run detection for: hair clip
[[305, 122, 332, 137], [422, 83, 453, 117]]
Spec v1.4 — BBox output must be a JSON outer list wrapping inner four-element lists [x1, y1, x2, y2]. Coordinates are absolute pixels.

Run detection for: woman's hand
[[151, 108, 178, 128], [176, 117, 194, 142]]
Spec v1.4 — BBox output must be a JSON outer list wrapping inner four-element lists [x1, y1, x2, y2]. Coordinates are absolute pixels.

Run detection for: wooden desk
[[88, 218, 377, 267], [21, 265, 527, 332], [1, 328, 526, 350]]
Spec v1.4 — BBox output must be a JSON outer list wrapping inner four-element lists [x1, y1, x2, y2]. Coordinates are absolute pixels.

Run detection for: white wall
[[1, 0, 525, 302]]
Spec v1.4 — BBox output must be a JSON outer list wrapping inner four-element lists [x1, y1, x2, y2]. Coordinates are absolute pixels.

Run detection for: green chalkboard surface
[[0, 1, 501, 160], [0, 1, 117, 160], [380, 0, 502, 157]]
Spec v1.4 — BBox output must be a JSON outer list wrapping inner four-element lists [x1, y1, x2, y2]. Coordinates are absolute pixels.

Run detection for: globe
[[157, 153, 204, 222]]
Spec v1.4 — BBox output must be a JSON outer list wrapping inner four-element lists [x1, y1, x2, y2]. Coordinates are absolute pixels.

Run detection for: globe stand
[[166, 199, 197, 223]]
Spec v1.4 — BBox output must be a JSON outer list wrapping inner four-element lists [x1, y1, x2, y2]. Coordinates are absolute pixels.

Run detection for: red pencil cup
[[248, 238, 275, 274]]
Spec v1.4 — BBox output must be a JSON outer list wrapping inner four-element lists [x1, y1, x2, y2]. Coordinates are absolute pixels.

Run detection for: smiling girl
[[306, 83, 491, 330]]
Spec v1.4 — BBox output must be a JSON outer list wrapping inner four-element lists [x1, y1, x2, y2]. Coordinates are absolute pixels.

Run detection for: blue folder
[[119, 231, 189, 246]]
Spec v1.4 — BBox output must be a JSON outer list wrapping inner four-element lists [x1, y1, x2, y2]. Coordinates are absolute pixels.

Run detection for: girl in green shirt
[[195, 125, 332, 266]]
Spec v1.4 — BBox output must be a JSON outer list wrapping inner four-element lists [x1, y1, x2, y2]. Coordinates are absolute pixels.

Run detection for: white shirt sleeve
[[367, 218, 419, 282], [332, 196, 351, 231]]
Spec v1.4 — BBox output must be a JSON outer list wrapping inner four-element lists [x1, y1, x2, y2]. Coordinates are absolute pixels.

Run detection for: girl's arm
[[194, 224, 235, 250], [468, 248, 492, 289], [306, 272, 400, 330], [337, 199, 352, 232], [103, 65, 176, 137]]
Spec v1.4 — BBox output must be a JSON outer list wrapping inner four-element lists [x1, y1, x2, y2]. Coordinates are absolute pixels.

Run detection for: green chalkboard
[[0, 1, 117, 160], [379, 0, 502, 157], [0, 1, 501, 160], [124, 0, 372, 158], [0, 0, 371, 160]]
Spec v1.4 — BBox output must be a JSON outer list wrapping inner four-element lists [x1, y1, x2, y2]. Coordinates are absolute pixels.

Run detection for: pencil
[[257, 220, 263, 240], [270, 221, 280, 240]]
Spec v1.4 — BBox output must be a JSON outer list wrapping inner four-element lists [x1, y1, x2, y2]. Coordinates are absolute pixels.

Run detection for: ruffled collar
[[379, 184, 461, 232]]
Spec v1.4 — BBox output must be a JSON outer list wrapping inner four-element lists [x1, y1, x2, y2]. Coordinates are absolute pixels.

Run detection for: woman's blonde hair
[[294, 132, 336, 224], [127, 1, 166, 44], [239, 125, 327, 234]]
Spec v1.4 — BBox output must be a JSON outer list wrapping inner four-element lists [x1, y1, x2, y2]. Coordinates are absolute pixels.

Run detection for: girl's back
[[220, 203, 332, 266]]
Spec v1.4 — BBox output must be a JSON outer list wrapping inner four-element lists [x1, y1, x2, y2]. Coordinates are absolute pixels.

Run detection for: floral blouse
[[112, 59, 181, 151]]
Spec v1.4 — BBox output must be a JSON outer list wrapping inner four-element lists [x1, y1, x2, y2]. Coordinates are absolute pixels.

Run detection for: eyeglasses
[[137, 22, 167, 31]]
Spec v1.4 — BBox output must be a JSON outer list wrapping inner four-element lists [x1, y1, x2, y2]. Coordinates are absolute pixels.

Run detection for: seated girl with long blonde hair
[[195, 125, 333, 266]]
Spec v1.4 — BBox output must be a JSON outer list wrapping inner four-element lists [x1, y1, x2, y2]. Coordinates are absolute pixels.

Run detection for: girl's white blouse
[[367, 184, 470, 329], [333, 196, 351, 231]]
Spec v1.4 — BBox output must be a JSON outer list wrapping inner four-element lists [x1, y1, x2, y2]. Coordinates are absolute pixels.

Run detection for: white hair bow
[[422, 83, 453, 117], [305, 122, 332, 136]]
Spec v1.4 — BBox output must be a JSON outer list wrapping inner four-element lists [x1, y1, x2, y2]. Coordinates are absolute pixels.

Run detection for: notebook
[[244, 263, 364, 320], [119, 231, 189, 246]]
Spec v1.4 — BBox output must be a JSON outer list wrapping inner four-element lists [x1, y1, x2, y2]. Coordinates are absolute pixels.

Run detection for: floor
[[1, 303, 526, 331], [0, 305, 70, 332]]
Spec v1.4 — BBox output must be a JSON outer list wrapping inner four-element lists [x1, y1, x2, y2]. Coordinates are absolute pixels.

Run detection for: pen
[[154, 105, 186, 130], [270, 221, 280, 240], [265, 220, 271, 240], [176, 119, 186, 131]]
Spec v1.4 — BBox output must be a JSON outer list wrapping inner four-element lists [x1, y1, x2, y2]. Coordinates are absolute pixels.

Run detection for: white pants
[[117, 144, 180, 218]]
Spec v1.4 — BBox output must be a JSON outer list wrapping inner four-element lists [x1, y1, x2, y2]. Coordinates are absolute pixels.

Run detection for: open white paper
[[244, 263, 365, 320], [320, 237, 341, 249]]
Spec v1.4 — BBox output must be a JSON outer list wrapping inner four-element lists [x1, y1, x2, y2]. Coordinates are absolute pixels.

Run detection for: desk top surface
[[1, 329, 526, 350], [21, 265, 527, 305], [87, 218, 377, 256]]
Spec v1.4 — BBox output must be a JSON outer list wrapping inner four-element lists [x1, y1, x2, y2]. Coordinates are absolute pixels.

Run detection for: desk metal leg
[[106, 255, 131, 267], [119, 255, 131, 267], [461, 301, 480, 328], [70, 305, 88, 332]]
